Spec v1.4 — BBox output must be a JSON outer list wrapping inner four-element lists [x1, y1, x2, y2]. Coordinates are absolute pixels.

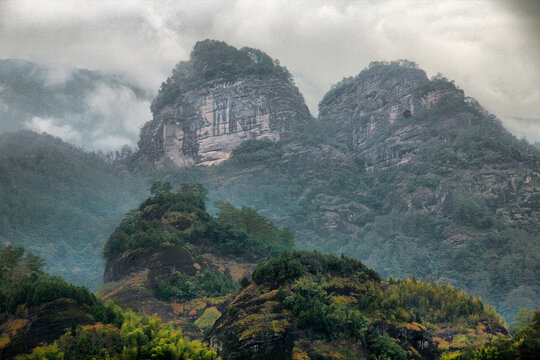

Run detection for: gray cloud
[[503, 117, 540, 143], [23, 83, 151, 151], [1, 0, 539, 143], [26, 116, 82, 143]]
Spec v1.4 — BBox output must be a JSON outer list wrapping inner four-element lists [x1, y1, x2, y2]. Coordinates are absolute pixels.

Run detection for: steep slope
[[136, 40, 312, 167], [319, 60, 478, 169], [144, 58, 539, 320], [209, 251, 507, 360], [99, 183, 294, 338], [0, 131, 145, 289]]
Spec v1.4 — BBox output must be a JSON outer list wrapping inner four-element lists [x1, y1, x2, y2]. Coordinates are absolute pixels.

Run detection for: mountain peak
[[319, 60, 490, 169], [139, 41, 311, 168]]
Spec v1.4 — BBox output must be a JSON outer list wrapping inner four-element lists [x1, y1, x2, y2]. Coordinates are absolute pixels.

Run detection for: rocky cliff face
[[319, 60, 482, 169], [137, 40, 312, 167]]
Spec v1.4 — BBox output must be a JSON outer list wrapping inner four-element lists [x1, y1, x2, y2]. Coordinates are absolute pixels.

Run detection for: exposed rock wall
[[137, 42, 311, 167], [210, 285, 294, 360]]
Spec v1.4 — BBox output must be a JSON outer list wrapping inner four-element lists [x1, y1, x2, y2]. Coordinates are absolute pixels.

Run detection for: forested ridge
[[0, 131, 146, 289], [1, 183, 538, 359]]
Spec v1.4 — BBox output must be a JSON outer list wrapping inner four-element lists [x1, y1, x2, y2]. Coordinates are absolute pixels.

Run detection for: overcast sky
[[1, 0, 539, 147]]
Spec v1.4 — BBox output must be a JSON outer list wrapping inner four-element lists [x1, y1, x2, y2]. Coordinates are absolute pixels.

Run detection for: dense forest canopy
[[252, 251, 502, 330], [214, 250, 512, 359], [0, 131, 145, 289]]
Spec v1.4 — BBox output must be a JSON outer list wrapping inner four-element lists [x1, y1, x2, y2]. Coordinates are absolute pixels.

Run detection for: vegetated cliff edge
[[136, 39, 312, 167]]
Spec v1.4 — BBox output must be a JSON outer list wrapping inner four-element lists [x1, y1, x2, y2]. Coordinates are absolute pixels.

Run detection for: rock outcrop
[[100, 244, 256, 338], [319, 60, 485, 169], [137, 40, 312, 167], [210, 285, 294, 360]]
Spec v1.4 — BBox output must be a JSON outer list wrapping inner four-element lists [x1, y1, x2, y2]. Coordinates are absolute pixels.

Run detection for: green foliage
[[445, 310, 540, 360], [383, 278, 500, 325], [103, 182, 294, 261], [509, 308, 536, 335], [18, 311, 218, 360], [252, 250, 380, 288], [446, 189, 495, 229], [367, 332, 407, 360], [227, 304, 239, 317], [157, 268, 239, 302], [194, 307, 222, 329], [215, 200, 294, 255], [230, 138, 285, 164], [289, 280, 369, 339], [250, 251, 504, 350], [240, 276, 251, 288]]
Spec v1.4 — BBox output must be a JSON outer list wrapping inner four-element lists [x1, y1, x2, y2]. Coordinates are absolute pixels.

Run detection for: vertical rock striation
[[137, 40, 312, 167]]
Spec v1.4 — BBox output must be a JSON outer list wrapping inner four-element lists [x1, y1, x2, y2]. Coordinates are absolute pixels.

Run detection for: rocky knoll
[[0, 298, 95, 358], [99, 182, 293, 338], [137, 40, 312, 167], [210, 251, 507, 360]]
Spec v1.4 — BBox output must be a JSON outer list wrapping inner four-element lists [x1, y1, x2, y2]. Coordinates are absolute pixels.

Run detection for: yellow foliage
[[237, 313, 288, 340], [6, 319, 29, 334], [187, 298, 207, 310], [194, 307, 222, 329], [406, 322, 425, 332], [0, 335, 10, 349], [254, 289, 279, 301], [171, 302, 183, 314], [433, 337, 450, 351], [332, 295, 355, 306]]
